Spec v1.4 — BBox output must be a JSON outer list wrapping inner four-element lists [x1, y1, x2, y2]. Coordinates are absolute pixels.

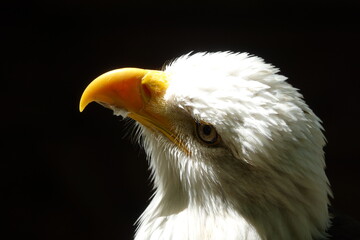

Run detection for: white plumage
[[81, 52, 331, 240]]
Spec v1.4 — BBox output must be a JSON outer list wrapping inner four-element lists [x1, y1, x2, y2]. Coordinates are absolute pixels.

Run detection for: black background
[[3, 1, 360, 239]]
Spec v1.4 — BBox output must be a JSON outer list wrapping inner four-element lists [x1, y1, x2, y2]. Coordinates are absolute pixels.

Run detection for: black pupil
[[202, 125, 212, 136]]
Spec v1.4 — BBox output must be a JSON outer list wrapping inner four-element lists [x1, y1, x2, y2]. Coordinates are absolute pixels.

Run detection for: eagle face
[[80, 52, 331, 240]]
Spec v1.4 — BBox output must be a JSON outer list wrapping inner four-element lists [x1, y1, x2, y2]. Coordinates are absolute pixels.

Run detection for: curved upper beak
[[79, 68, 169, 114]]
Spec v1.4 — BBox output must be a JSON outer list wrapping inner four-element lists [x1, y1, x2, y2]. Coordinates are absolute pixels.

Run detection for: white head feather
[[123, 52, 331, 240]]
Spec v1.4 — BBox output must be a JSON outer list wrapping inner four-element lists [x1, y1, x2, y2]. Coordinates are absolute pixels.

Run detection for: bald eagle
[[80, 52, 331, 240]]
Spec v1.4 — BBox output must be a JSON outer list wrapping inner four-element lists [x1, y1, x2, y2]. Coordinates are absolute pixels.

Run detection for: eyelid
[[195, 121, 221, 146]]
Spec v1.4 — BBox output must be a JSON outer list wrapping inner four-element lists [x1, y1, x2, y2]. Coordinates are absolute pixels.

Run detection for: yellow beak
[[79, 68, 168, 112], [79, 68, 190, 155]]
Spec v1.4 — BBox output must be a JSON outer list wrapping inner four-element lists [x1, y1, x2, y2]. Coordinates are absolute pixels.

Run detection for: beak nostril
[[140, 71, 169, 100], [141, 83, 152, 103]]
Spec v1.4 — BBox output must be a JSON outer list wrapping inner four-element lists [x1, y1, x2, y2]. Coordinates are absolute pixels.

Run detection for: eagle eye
[[195, 121, 220, 145]]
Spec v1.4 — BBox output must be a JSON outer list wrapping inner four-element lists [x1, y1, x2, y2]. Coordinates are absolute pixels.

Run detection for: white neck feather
[[133, 126, 330, 240]]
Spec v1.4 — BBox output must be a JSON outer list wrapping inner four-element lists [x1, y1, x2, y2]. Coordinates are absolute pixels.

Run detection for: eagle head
[[80, 52, 331, 240]]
